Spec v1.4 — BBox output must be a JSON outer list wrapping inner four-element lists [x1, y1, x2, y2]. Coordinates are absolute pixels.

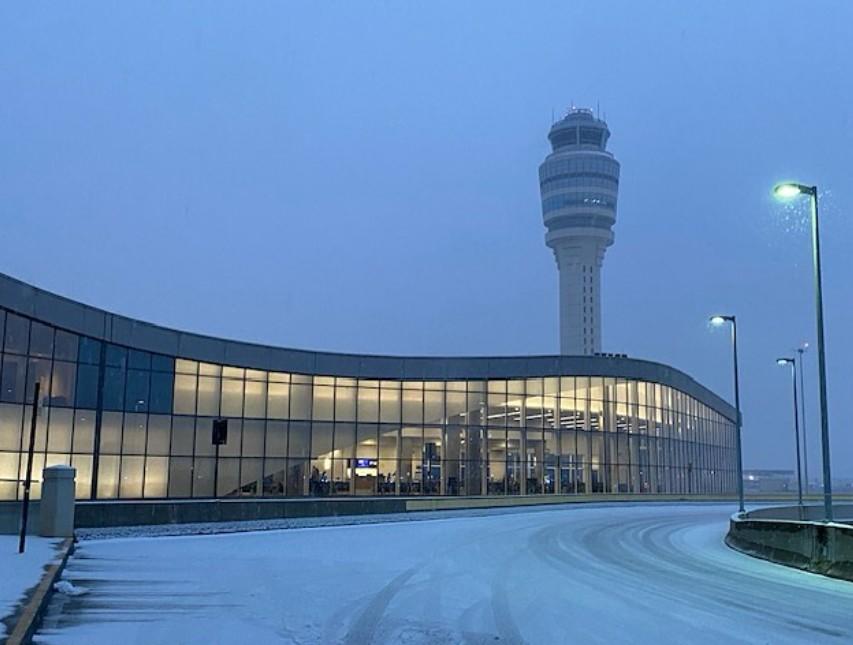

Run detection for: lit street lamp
[[709, 314, 744, 514], [797, 343, 809, 494], [774, 182, 833, 521], [776, 357, 803, 507]]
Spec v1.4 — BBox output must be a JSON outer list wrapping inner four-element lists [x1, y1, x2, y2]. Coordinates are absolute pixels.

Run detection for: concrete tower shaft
[[539, 108, 619, 355]]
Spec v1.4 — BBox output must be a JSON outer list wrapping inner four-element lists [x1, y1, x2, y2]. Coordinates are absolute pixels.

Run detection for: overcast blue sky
[[1, 1, 851, 476]]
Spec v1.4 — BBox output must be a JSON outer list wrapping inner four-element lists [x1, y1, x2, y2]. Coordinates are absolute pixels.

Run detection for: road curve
[[37, 504, 853, 644]]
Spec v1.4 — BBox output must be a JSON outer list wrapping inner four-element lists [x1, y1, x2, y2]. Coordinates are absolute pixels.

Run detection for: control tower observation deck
[[539, 108, 620, 355]]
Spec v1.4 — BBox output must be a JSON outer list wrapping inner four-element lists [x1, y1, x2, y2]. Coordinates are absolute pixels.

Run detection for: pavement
[[34, 503, 853, 644]]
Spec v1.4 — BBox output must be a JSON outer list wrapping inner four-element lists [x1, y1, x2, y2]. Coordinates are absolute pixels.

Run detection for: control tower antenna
[[538, 107, 620, 355]]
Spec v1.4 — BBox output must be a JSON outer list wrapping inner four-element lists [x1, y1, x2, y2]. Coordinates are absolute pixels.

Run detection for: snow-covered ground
[[36, 504, 853, 644], [0, 535, 63, 638]]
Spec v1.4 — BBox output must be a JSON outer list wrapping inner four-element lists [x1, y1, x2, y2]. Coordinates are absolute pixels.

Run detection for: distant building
[[743, 469, 794, 493], [539, 108, 619, 355]]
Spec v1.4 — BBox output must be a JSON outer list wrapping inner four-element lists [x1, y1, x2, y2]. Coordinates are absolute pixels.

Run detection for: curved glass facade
[[0, 279, 738, 501]]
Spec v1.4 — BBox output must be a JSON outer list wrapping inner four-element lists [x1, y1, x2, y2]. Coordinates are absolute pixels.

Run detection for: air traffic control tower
[[539, 108, 620, 355]]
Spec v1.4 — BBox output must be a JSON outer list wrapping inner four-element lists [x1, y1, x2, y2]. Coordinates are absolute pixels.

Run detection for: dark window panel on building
[[75, 364, 99, 409], [3, 314, 29, 355], [102, 367, 126, 411], [78, 337, 101, 365]]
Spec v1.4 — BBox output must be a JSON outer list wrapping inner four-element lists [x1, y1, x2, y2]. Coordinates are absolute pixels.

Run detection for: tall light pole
[[797, 343, 809, 494], [774, 182, 833, 521], [777, 357, 803, 507], [710, 314, 744, 514]]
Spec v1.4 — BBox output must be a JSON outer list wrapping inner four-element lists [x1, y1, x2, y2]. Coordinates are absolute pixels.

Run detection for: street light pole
[[796, 345, 809, 495], [774, 183, 833, 521], [710, 314, 744, 514], [777, 357, 803, 507]]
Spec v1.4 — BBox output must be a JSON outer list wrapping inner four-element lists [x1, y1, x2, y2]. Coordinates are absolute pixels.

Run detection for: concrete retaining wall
[[727, 506, 853, 582], [6, 494, 736, 532]]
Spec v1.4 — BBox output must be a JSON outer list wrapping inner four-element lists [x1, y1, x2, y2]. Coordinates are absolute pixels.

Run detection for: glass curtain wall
[[0, 307, 738, 501]]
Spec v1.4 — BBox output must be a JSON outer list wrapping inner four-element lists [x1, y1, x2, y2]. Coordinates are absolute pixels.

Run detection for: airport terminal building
[[0, 272, 737, 501]]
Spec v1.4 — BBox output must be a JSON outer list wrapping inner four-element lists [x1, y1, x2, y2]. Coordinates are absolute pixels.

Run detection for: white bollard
[[39, 465, 76, 537]]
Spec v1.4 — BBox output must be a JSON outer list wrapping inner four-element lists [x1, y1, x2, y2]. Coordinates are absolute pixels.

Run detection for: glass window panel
[[311, 422, 333, 457], [49, 361, 76, 406], [147, 414, 171, 455], [173, 374, 197, 415], [267, 382, 290, 419], [1, 356, 26, 403], [175, 359, 198, 374], [78, 337, 101, 365], [263, 458, 286, 495], [170, 416, 195, 456], [122, 413, 147, 454], [21, 406, 47, 452], [28, 322, 53, 357], [400, 426, 422, 494], [97, 455, 120, 499], [25, 360, 51, 408], [334, 422, 356, 460], [424, 390, 444, 424], [402, 388, 423, 424], [220, 379, 243, 417], [144, 456, 168, 498], [70, 454, 92, 499], [288, 421, 310, 457], [3, 314, 29, 354], [269, 372, 290, 384], [105, 344, 127, 368], [151, 355, 173, 373], [72, 410, 95, 453], [75, 364, 99, 409], [265, 421, 287, 457], [357, 387, 379, 422], [244, 380, 266, 419], [239, 458, 263, 496], [286, 459, 308, 495], [214, 458, 239, 496], [446, 391, 466, 424], [242, 420, 265, 457], [168, 457, 193, 497], [103, 367, 126, 411], [125, 369, 149, 412], [0, 403, 23, 451], [47, 408, 73, 452], [198, 362, 221, 377], [380, 386, 401, 423], [222, 366, 244, 379], [312, 385, 334, 421], [194, 418, 215, 457], [120, 456, 144, 498], [335, 386, 356, 422], [99, 411, 123, 453], [246, 369, 266, 381], [149, 371, 173, 414], [192, 457, 214, 496], [128, 350, 151, 370], [357, 424, 378, 459], [378, 426, 398, 462], [290, 384, 312, 420], [218, 418, 242, 457], [196, 376, 221, 416]]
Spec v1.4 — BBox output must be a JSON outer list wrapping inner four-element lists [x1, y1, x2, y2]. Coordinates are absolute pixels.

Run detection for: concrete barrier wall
[[3, 494, 736, 532], [727, 507, 853, 582]]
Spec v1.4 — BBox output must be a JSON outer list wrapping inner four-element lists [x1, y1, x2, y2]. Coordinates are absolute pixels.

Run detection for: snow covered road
[[36, 503, 853, 644]]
